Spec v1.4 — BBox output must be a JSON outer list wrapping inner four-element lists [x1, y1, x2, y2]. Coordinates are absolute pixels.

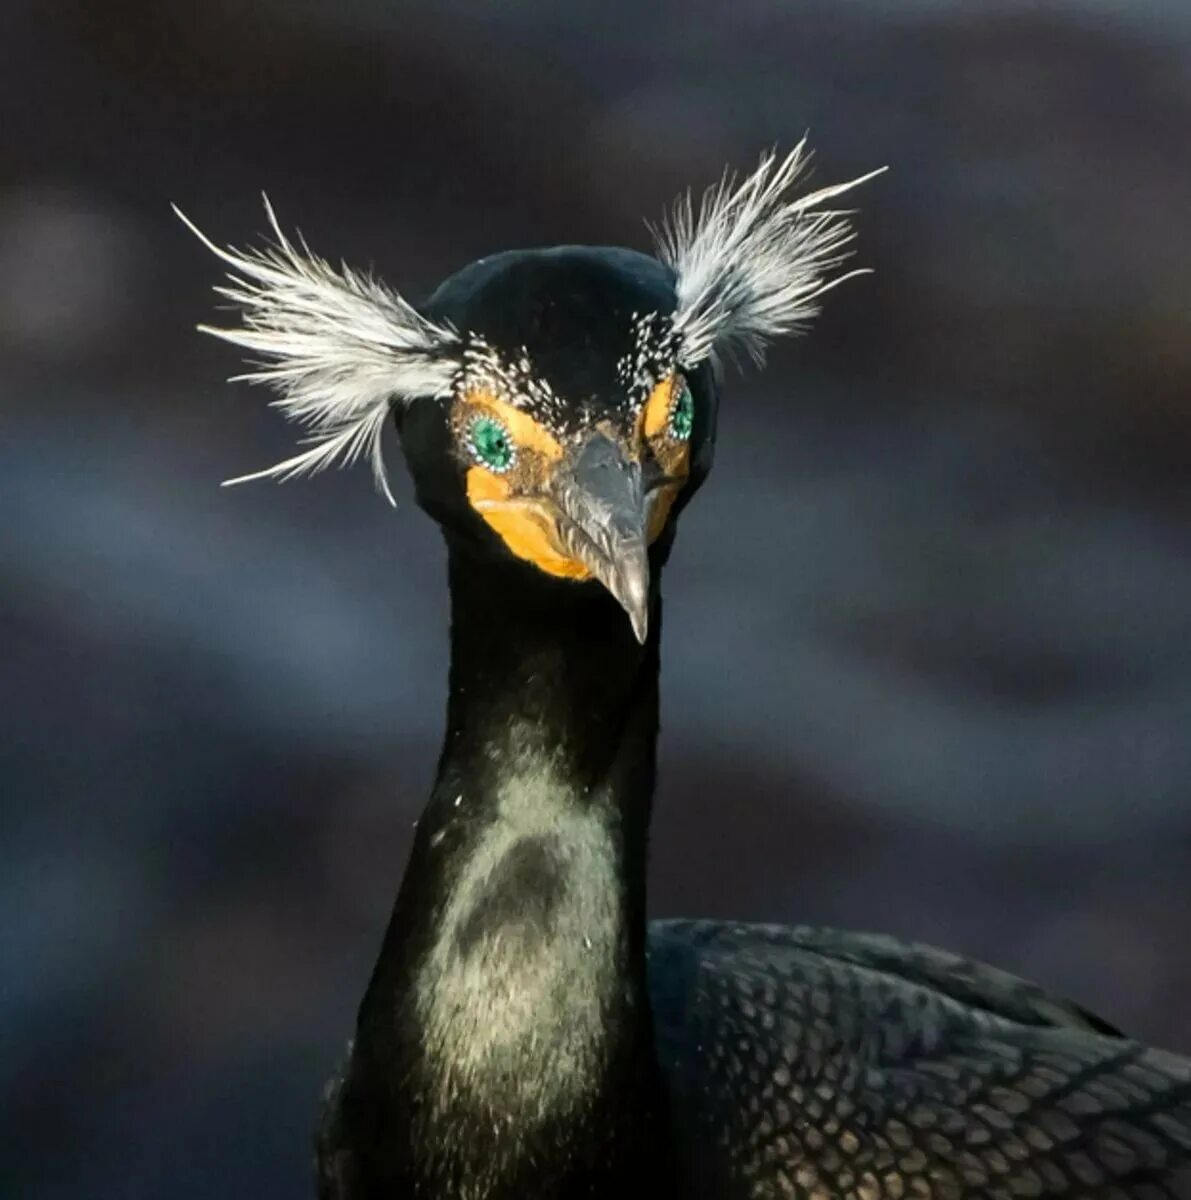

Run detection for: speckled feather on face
[[450, 313, 679, 447]]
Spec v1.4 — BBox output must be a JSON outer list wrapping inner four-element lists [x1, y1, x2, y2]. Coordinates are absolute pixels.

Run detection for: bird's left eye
[[669, 379, 694, 441], [468, 415, 515, 472]]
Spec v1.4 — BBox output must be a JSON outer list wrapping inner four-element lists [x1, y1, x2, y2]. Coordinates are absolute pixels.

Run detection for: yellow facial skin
[[457, 393, 587, 579], [640, 374, 691, 544], [456, 377, 692, 578]]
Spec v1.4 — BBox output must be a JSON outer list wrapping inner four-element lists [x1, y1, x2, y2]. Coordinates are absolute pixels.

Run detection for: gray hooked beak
[[554, 433, 652, 643]]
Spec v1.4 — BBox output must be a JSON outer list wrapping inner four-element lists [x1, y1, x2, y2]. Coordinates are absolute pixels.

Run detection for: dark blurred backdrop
[[4, 2, 1190, 1196]]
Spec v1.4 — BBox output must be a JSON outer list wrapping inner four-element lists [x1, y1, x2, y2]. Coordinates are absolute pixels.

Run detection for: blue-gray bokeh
[[4, 2, 1190, 1196]]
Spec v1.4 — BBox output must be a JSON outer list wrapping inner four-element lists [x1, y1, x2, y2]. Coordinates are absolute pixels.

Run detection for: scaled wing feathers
[[174, 197, 461, 505], [654, 141, 886, 369]]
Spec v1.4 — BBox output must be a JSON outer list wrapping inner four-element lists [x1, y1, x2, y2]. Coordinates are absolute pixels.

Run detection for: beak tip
[[591, 539, 651, 645], [614, 545, 651, 646], [630, 607, 649, 645]]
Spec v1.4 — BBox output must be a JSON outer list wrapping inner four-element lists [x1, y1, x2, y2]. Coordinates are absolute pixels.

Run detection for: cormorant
[[178, 144, 1191, 1200]]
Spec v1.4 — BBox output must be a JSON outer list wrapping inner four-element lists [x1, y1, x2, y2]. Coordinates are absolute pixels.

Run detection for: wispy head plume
[[174, 197, 461, 505], [652, 140, 886, 369]]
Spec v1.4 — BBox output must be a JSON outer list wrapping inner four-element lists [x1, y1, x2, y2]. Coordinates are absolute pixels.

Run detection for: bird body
[[181, 145, 1191, 1199]]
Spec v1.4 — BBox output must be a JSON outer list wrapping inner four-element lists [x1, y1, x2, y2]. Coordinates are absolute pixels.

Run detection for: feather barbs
[[652, 139, 886, 369], [173, 196, 461, 505]]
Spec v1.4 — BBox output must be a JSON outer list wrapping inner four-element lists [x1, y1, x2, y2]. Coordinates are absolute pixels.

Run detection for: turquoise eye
[[670, 380, 694, 441], [469, 416, 515, 472]]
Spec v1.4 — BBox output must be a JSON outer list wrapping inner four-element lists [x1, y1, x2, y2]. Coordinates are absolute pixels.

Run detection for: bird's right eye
[[468, 415, 515, 473]]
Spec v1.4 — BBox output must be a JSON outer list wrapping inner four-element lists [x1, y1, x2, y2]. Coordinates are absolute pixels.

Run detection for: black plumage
[[181, 149, 1191, 1200], [651, 922, 1191, 1199]]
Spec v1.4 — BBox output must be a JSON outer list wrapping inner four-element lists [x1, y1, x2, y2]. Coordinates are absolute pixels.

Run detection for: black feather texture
[[651, 921, 1191, 1198]]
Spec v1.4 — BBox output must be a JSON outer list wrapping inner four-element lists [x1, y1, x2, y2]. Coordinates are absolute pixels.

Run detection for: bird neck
[[355, 545, 671, 1197]]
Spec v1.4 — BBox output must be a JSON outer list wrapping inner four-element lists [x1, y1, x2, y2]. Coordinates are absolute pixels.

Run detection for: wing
[[648, 919, 1191, 1199]]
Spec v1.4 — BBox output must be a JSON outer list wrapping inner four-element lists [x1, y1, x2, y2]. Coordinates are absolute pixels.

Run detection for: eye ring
[[467, 414, 516, 473], [668, 377, 694, 442]]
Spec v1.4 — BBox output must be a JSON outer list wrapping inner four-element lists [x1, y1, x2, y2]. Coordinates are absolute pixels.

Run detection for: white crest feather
[[653, 139, 886, 369], [173, 196, 462, 505]]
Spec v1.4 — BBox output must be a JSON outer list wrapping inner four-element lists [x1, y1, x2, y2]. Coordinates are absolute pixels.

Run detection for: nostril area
[[575, 433, 632, 478]]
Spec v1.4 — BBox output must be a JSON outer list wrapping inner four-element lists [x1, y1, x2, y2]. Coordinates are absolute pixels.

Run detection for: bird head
[[396, 246, 712, 642], [177, 143, 883, 642]]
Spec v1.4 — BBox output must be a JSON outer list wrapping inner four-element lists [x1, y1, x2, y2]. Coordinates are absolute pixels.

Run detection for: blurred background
[[4, 1, 1190, 1195]]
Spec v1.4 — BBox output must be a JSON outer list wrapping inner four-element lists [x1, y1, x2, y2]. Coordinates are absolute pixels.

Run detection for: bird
[[178, 143, 1191, 1200]]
